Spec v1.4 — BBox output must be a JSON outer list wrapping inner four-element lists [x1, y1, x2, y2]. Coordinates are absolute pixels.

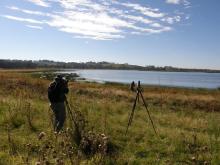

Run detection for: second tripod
[[125, 81, 157, 136]]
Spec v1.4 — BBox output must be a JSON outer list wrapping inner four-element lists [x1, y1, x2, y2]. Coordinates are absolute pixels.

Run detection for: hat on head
[[55, 74, 63, 82]]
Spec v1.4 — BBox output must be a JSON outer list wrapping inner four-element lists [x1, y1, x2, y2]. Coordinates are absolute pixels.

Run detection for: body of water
[[59, 69, 220, 89]]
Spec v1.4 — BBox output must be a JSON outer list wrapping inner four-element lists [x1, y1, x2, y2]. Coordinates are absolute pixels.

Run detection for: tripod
[[125, 81, 157, 136], [65, 99, 77, 127], [65, 99, 82, 145]]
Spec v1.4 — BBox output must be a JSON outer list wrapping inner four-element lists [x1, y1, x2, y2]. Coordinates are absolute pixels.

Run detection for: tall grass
[[0, 70, 220, 164]]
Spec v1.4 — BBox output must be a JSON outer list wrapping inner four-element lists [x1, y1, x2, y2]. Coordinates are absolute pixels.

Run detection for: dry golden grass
[[0, 70, 220, 164]]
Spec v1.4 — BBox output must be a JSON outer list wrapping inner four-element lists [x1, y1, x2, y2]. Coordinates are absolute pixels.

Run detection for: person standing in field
[[48, 75, 69, 132]]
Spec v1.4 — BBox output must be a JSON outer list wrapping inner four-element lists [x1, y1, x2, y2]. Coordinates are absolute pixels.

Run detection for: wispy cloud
[[119, 2, 165, 18], [26, 25, 43, 29], [166, 0, 181, 4], [162, 16, 181, 24], [26, 0, 50, 7], [7, 6, 46, 16], [2, 0, 190, 40], [150, 23, 163, 28], [166, 0, 191, 8], [2, 15, 43, 24]]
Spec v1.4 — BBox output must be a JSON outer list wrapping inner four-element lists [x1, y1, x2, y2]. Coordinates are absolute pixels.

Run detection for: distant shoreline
[[1, 68, 220, 90], [1, 59, 220, 73]]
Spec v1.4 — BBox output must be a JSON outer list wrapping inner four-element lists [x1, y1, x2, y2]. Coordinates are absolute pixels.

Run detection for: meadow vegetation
[[0, 70, 220, 164]]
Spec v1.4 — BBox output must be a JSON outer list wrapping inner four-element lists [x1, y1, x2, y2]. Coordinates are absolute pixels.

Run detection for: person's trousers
[[50, 102, 66, 132]]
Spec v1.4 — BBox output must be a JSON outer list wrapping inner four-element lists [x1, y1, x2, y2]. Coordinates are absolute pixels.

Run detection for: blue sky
[[0, 0, 220, 69]]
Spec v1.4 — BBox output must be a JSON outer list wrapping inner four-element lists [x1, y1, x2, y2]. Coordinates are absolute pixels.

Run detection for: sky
[[0, 0, 220, 69]]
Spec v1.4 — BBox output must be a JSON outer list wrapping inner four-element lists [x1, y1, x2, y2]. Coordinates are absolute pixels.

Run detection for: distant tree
[[0, 59, 219, 73]]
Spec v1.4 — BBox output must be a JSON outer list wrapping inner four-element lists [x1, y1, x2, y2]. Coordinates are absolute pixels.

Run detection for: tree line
[[0, 59, 219, 73]]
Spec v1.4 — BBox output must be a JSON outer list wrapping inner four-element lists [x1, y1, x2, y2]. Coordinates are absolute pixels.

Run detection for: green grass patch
[[0, 70, 220, 164]]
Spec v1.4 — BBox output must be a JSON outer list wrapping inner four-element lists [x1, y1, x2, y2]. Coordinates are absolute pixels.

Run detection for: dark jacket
[[48, 80, 69, 103]]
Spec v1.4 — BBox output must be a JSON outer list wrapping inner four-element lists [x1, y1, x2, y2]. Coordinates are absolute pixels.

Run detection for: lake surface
[[59, 69, 220, 89]]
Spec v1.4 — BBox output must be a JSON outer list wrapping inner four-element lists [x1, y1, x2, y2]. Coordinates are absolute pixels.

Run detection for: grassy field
[[0, 70, 220, 165]]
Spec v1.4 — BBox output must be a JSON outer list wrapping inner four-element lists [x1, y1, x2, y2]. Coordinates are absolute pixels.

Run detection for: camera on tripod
[[130, 81, 143, 92]]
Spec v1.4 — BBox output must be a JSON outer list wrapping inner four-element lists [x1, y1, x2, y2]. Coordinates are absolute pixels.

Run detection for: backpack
[[48, 81, 59, 103]]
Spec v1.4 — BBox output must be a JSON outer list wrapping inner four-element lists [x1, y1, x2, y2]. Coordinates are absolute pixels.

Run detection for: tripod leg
[[139, 91, 158, 136], [65, 101, 74, 121], [125, 92, 139, 135], [65, 101, 78, 131], [65, 100, 82, 146]]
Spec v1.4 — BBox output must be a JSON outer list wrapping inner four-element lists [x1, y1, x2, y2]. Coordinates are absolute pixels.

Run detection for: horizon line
[[1, 58, 220, 71]]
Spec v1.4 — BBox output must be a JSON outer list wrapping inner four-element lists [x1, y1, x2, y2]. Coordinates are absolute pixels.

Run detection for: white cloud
[[26, 25, 43, 29], [3, 0, 189, 40], [183, 0, 191, 8], [2, 15, 43, 24], [166, 0, 181, 4], [46, 11, 131, 40], [7, 6, 46, 16], [26, 0, 50, 7], [166, 0, 191, 7], [161, 16, 181, 24], [150, 23, 162, 28], [120, 2, 165, 18], [141, 26, 172, 34], [120, 15, 153, 24]]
